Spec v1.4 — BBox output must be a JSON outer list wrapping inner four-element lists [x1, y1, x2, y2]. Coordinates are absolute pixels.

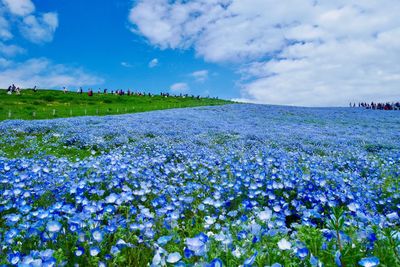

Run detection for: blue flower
[[244, 252, 257, 266], [186, 237, 206, 256], [310, 254, 320, 266], [75, 247, 85, 257], [46, 221, 62, 233], [7, 252, 21, 265], [42, 257, 57, 267], [166, 252, 181, 264], [358, 256, 379, 267], [184, 247, 194, 259], [157, 235, 173, 245], [92, 228, 104, 242], [296, 247, 309, 260], [335, 250, 342, 267], [110, 246, 120, 256], [209, 258, 223, 267], [90, 246, 101, 257]]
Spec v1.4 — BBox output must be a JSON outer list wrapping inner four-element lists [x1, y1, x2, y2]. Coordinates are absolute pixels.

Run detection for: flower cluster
[[0, 105, 399, 266]]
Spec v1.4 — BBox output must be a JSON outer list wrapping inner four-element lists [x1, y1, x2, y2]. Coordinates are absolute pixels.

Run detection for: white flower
[[258, 208, 272, 221], [277, 238, 291, 250], [347, 202, 358, 212], [166, 252, 181, 263]]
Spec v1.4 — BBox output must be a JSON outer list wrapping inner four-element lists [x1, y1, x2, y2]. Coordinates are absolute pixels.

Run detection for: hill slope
[[0, 89, 231, 120]]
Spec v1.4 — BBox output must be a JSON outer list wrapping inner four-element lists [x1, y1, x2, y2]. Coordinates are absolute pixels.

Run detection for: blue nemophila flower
[[296, 247, 309, 260], [1, 104, 400, 265], [186, 237, 206, 256], [358, 256, 380, 267], [6, 213, 21, 224], [366, 232, 377, 243], [322, 229, 334, 241], [310, 254, 322, 267], [237, 230, 247, 240], [40, 249, 54, 261], [244, 251, 258, 266], [110, 246, 120, 256], [258, 208, 272, 221], [75, 247, 85, 257], [196, 232, 209, 243], [184, 247, 194, 259], [252, 235, 259, 244], [271, 263, 283, 267], [166, 252, 181, 264], [92, 228, 104, 242], [90, 247, 101, 257], [116, 239, 133, 248], [46, 221, 62, 233], [105, 193, 118, 204], [335, 250, 342, 267], [386, 212, 399, 221], [77, 231, 86, 242], [210, 258, 223, 267], [7, 252, 21, 265], [152, 252, 163, 266], [157, 235, 173, 245], [5, 228, 19, 242], [21, 255, 35, 266], [43, 257, 57, 267]]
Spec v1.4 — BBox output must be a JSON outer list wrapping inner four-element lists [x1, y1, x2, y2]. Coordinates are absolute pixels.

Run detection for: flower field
[[0, 104, 399, 266]]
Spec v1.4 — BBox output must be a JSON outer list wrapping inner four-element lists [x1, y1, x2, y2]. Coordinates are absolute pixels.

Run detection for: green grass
[[0, 89, 231, 121]]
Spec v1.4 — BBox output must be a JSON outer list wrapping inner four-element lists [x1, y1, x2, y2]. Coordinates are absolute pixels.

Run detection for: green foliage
[[0, 132, 93, 160], [0, 89, 231, 121], [33, 190, 56, 208], [113, 245, 154, 267]]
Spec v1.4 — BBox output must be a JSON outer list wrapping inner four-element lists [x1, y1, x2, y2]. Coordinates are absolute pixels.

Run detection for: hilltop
[[0, 89, 231, 121]]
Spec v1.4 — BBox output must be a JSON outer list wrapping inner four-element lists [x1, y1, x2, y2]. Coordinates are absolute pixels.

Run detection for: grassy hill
[[0, 89, 231, 121]]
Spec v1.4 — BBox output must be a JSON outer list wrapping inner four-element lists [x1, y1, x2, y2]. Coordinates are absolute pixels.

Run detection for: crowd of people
[[350, 102, 400, 110], [6, 84, 212, 100], [6, 84, 23, 95], [66, 87, 206, 99]]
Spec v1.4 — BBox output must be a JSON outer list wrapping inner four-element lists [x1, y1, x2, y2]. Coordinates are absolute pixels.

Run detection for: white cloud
[[0, 2, 103, 88], [0, 15, 12, 40], [20, 12, 58, 43], [0, 43, 24, 56], [191, 70, 208, 82], [0, 58, 104, 88], [170, 82, 189, 92], [148, 58, 158, 68], [121, 61, 132, 68], [2, 0, 35, 17], [0, 0, 58, 44], [129, 0, 400, 106]]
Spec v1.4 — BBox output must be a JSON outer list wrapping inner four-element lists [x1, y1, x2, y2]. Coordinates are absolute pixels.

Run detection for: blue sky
[[1, 0, 399, 106], [1, 0, 238, 99]]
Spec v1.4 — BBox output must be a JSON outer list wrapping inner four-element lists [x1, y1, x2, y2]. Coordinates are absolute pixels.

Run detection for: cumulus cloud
[[0, 43, 24, 57], [121, 61, 132, 68], [0, 1, 103, 88], [148, 58, 158, 68], [0, 14, 12, 40], [0, 0, 58, 44], [2, 0, 35, 17], [170, 82, 189, 92], [129, 0, 400, 106], [191, 70, 208, 82], [0, 58, 104, 88], [20, 12, 58, 43]]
